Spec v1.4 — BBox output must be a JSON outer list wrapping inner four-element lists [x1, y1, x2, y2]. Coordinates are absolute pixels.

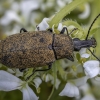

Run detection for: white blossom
[[81, 94, 96, 100], [57, 23, 63, 31], [1, 10, 21, 26], [57, 0, 73, 8], [0, 70, 39, 100], [83, 60, 100, 78], [20, 0, 40, 23], [51, 78, 61, 89], [79, 48, 90, 58], [78, 3, 90, 19], [70, 76, 89, 87], [7, 68, 23, 77], [33, 77, 42, 89], [36, 18, 49, 31], [15, 69, 23, 77], [44, 74, 60, 89], [45, 74, 53, 82], [59, 82, 79, 97]]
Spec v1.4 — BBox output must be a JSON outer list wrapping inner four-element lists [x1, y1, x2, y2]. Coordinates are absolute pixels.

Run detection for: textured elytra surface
[[0, 31, 55, 68]]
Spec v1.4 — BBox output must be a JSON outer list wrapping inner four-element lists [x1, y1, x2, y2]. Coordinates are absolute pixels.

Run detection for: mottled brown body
[[0, 31, 74, 68]]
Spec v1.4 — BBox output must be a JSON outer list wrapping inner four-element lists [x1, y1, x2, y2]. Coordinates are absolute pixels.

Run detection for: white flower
[[7, 68, 23, 77], [83, 60, 100, 78], [15, 69, 24, 77], [51, 78, 61, 89], [70, 76, 89, 87], [36, 18, 49, 31], [33, 77, 42, 89], [79, 48, 90, 58], [0, 70, 39, 100], [57, 0, 73, 8], [1, 10, 21, 26], [81, 94, 96, 100], [59, 82, 79, 97], [57, 23, 63, 31], [21, 84, 38, 100], [20, 0, 40, 24], [44, 74, 60, 89], [78, 3, 90, 19]]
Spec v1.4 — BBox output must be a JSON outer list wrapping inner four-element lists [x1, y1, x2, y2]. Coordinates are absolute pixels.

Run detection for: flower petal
[[57, 23, 63, 31], [1, 10, 21, 26], [45, 74, 53, 82], [0, 70, 23, 91], [79, 48, 90, 58], [36, 18, 49, 31], [78, 3, 90, 19], [83, 60, 100, 78], [81, 53, 90, 58], [79, 48, 86, 54], [33, 77, 42, 89], [70, 76, 89, 87], [15, 69, 23, 77], [21, 84, 39, 100], [51, 78, 61, 89], [59, 82, 79, 97], [81, 94, 96, 100]]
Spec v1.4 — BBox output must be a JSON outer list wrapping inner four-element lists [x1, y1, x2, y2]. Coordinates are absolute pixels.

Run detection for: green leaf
[[62, 20, 82, 30]]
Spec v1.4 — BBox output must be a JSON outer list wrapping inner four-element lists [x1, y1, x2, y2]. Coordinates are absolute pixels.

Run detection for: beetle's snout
[[73, 37, 97, 51]]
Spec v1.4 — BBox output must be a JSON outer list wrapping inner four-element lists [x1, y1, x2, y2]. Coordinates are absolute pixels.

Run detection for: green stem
[[47, 63, 57, 100], [48, 0, 88, 27]]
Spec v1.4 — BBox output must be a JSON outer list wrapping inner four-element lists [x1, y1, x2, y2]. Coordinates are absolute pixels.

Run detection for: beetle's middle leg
[[20, 28, 28, 33], [26, 63, 53, 81]]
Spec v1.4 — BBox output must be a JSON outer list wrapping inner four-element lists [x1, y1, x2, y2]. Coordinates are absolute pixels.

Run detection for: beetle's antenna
[[88, 48, 100, 61], [85, 14, 100, 40]]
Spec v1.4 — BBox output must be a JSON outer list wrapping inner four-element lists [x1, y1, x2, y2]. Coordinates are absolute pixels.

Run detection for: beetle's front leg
[[20, 28, 28, 33], [60, 27, 68, 35]]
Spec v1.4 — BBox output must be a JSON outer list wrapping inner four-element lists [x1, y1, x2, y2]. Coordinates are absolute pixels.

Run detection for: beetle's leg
[[26, 63, 52, 81], [69, 28, 78, 35], [19, 68, 26, 72], [36, 25, 39, 31], [20, 28, 28, 33], [60, 27, 68, 35], [47, 28, 53, 32]]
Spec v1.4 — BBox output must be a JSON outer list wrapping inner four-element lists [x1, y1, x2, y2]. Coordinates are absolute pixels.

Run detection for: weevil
[[0, 14, 100, 80]]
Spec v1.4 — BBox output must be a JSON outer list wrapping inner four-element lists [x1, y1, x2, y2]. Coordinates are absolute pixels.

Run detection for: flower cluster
[[0, 17, 99, 100], [0, 1, 100, 100]]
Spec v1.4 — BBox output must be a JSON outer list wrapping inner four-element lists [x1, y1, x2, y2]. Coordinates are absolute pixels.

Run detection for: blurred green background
[[0, 0, 100, 100]]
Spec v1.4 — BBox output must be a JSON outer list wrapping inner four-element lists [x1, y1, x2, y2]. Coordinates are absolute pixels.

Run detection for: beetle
[[0, 14, 100, 80]]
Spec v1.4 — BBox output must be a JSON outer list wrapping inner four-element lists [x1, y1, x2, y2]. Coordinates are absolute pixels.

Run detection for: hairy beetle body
[[0, 31, 74, 68]]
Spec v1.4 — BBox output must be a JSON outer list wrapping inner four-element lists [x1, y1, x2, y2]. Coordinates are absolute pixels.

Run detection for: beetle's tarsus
[[47, 28, 53, 32], [20, 28, 28, 33], [60, 27, 68, 35], [70, 28, 78, 35], [26, 63, 52, 81], [19, 68, 26, 72]]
